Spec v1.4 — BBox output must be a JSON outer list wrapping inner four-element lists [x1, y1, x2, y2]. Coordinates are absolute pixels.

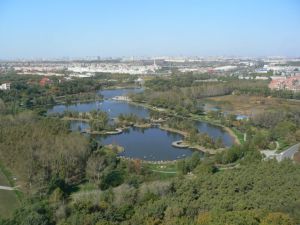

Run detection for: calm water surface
[[97, 127, 196, 161], [48, 87, 148, 118], [196, 122, 234, 147], [49, 88, 234, 161], [48, 100, 149, 118], [100, 88, 144, 99]]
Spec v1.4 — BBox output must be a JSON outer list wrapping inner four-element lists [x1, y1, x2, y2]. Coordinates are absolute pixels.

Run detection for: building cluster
[[269, 75, 300, 91], [1, 57, 300, 93], [178, 67, 212, 73], [0, 60, 161, 77], [213, 65, 237, 71], [11, 63, 66, 76], [238, 75, 269, 80], [67, 62, 160, 75], [256, 64, 300, 76]]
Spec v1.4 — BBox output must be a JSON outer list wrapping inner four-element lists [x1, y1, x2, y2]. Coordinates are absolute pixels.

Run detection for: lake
[[100, 87, 144, 99], [48, 100, 149, 118], [97, 127, 197, 161], [196, 122, 234, 147], [49, 88, 234, 161]]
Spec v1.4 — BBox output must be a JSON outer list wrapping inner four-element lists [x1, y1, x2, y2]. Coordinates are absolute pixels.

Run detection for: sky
[[0, 0, 299, 59]]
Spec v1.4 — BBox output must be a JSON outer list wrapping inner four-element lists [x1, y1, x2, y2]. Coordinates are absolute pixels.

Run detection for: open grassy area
[[145, 163, 178, 179], [231, 127, 245, 144], [205, 95, 300, 116], [146, 163, 177, 172]]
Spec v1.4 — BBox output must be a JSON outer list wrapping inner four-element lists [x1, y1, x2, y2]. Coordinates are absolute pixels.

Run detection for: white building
[[255, 76, 269, 80], [67, 63, 160, 75], [0, 83, 11, 90], [214, 65, 237, 71]]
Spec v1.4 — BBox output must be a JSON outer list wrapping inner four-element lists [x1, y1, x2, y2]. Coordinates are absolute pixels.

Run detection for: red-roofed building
[[269, 75, 300, 92], [39, 77, 52, 87]]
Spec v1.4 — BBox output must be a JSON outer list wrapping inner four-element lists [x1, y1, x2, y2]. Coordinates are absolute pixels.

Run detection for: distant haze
[[0, 0, 300, 59]]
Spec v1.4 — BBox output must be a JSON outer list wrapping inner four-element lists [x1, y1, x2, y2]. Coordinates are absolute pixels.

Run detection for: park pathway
[[0, 185, 15, 191], [261, 143, 300, 162], [277, 143, 300, 161]]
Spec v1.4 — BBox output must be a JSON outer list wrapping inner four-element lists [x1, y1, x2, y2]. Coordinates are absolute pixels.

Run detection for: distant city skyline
[[0, 0, 300, 59]]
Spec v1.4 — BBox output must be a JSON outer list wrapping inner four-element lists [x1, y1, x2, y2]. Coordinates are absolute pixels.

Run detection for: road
[[261, 143, 300, 162], [277, 143, 300, 161]]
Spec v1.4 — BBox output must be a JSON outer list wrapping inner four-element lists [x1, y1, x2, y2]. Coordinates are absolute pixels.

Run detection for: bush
[[100, 170, 124, 190]]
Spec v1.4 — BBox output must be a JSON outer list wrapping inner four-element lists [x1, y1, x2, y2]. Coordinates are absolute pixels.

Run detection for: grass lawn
[[145, 163, 178, 179], [147, 163, 177, 172], [231, 127, 245, 144]]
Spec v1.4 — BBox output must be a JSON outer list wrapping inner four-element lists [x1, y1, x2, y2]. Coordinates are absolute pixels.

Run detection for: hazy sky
[[0, 0, 299, 59]]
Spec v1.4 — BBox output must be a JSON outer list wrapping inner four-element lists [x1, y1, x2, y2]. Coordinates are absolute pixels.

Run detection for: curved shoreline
[[132, 101, 241, 145], [159, 125, 225, 155], [172, 140, 189, 148], [59, 92, 239, 158], [65, 116, 230, 155], [50, 87, 239, 146], [58, 94, 239, 147], [222, 126, 240, 145], [129, 100, 240, 146], [117, 156, 178, 164], [62, 117, 90, 122], [83, 128, 123, 135], [68, 117, 225, 155]]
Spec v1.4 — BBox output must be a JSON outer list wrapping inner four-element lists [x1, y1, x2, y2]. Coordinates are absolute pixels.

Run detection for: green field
[[0, 169, 19, 219], [146, 163, 178, 179]]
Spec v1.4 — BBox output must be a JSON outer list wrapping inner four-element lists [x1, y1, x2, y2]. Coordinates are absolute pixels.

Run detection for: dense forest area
[[0, 113, 89, 191]]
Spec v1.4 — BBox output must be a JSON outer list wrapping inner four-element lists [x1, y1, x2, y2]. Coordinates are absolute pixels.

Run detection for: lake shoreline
[[52, 88, 239, 148], [49, 87, 238, 161], [129, 100, 240, 146], [159, 125, 225, 155]]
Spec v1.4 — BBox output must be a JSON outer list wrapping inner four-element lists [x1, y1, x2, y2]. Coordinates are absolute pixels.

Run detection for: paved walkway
[[279, 143, 300, 161], [261, 143, 300, 162]]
